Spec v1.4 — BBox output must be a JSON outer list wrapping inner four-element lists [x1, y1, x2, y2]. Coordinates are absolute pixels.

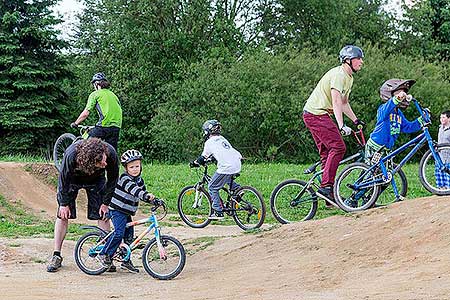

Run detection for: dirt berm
[[0, 162, 450, 300]]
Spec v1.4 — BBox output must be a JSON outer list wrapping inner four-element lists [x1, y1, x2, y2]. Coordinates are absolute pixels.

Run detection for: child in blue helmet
[[98, 149, 155, 273], [190, 120, 242, 220]]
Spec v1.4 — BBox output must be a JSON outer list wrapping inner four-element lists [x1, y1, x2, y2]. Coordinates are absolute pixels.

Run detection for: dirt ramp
[[0, 162, 88, 223], [183, 195, 450, 299]]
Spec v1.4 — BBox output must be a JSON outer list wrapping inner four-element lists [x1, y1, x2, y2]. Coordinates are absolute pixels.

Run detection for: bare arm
[[74, 109, 90, 125], [341, 95, 357, 123], [332, 90, 357, 128]]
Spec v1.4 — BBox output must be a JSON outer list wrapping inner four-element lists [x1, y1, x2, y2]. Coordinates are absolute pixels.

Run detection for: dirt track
[[1, 163, 450, 299]]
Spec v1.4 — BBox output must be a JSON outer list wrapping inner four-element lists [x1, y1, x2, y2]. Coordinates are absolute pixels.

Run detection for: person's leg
[[104, 127, 120, 151], [88, 126, 105, 140], [86, 178, 111, 231], [208, 172, 228, 212], [304, 113, 345, 187], [123, 215, 134, 245], [99, 210, 127, 267], [303, 113, 331, 178], [48, 190, 77, 272]]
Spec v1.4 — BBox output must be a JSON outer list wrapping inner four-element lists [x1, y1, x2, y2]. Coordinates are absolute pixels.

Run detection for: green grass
[[0, 154, 47, 163], [0, 160, 438, 240], [140, 162, 435, 223], [0, 195, 84, 238]]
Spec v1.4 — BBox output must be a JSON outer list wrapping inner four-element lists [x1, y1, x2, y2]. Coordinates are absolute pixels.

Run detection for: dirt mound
[[1, 162, 450, 299]]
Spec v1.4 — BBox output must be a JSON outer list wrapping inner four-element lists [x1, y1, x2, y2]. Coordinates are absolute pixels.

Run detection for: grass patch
[[184, 236, 219, 255], [140, 162, 433, 224], [0, 154, 47, 163], [0, 195, 83, 238]]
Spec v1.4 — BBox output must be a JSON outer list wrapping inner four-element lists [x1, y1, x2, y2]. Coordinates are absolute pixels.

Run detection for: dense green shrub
[[149, 45, 450, 162]]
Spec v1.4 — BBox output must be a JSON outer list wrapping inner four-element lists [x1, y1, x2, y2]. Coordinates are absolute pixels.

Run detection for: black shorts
[[89, 126, 120, 150], [56, 178, 106, 220]]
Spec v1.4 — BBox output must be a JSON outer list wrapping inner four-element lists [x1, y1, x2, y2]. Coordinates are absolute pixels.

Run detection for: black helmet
[[202, 119, 221, 139], [120, 149, 143, 166], [339, 45, 364, 63], [379, 79, 416, 102], [91, 72, 107, 83]]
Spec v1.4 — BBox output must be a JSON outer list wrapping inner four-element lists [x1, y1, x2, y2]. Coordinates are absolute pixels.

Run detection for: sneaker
[[107, 264, 117, 272], [121, 260, 139, 273], [208, 210, 225, 220], [97, 254, 112, 268], [317, 186, 336, 208], [47, 255, 63, 272]]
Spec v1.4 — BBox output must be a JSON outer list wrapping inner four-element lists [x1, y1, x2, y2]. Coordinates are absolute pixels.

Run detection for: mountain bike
[[270, 129, 408, 224], [177, 162, 266, 231], [53, 124, 94, 172], [334, 97, 450, 212], [74, 199, 186, 280]]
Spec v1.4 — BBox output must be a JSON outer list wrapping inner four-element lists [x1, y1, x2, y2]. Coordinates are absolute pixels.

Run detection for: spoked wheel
[[376, 167, 408, 206], [53, 133, 76, 172], [419, 143, 450, 195], [177, 185, 212, 228], [231, 186, 266, 230], [270, 179, 318, 224], [142, 235, 186, 280], [334, 162, 380, 212], [74, 231, 108, 275]]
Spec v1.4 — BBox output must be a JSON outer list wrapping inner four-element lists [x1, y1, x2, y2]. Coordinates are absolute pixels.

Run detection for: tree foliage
[[150, 45, 450, 162], [258, 0, 393, 51], [399, 0, 450, 60], [0, 0, 70, 155]]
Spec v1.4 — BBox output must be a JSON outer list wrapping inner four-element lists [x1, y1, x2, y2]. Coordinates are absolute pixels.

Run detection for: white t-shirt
[[202, 135, 242, 174]]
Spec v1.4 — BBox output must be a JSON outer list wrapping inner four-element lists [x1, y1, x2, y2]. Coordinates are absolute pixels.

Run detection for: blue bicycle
[[74, 199, 186, 280], [334, 98, 450, 212]]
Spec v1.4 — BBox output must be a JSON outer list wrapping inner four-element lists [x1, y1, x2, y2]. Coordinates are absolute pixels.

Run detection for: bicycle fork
[[192, 184, 203, 208]]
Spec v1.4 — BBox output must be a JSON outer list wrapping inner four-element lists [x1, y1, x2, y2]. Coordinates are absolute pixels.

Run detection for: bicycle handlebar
[[412, 97, 432, 125]]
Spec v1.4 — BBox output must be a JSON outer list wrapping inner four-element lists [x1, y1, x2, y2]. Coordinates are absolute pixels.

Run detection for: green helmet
[[202, 119, 221, 139]]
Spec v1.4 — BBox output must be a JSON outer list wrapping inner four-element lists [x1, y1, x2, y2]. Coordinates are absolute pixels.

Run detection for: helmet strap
[[346, 59, 357, 73]]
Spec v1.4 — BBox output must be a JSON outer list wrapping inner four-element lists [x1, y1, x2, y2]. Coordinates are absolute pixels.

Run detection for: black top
[[57, 141, 119, 206]]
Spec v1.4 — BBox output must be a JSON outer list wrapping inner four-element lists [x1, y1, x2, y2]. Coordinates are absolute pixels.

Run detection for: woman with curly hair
[[47, 138, 119, 273]]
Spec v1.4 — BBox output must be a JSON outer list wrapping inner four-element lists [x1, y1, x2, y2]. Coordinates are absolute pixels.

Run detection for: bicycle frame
[[350, 99, 442, 199], [293, 129, 366, 206], [89, 212, 166, 261], [191, 164, 239, 213]]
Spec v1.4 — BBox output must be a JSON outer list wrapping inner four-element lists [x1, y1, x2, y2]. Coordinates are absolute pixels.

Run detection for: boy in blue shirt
[[365, 79, 424, 162]]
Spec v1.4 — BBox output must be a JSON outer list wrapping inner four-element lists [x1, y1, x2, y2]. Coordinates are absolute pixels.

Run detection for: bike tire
[[419, 143, 450, 195], [142, 235, 186, 280], [334, 162, 380, 212], [270, 179, 318, 224], [74, 231, 108, 275], [53, 133, 76, 172], [376, 167, 408, 205], [231, 186, 266, 230], [177, 185, 212, 228]]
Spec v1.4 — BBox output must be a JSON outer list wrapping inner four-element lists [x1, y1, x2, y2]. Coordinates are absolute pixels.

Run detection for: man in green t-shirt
[[303, 45, 365, 204], [71, 73, 122, 150]]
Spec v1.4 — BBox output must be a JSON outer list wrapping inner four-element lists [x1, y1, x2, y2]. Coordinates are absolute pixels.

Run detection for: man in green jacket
[[71, 72, 122, 150]]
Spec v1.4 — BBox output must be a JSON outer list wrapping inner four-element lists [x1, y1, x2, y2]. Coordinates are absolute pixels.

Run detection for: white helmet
[[120, 149, 143, 166]]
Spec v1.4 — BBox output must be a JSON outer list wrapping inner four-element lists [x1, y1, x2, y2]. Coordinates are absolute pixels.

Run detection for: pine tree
[[0, 0, 70, 155]]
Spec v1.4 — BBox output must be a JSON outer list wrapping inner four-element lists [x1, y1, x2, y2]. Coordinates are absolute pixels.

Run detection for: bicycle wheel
[[74, 231, 108, 275], [376, 167, 408, 205], [419, 143, 450, 195], [270, 179, 318, 224], [53, 133, 76, 172], [177, 185, 212, 228], [231, 186, 266, 230], [142, 235, 186, 280], [334, 162, 380, 212]]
